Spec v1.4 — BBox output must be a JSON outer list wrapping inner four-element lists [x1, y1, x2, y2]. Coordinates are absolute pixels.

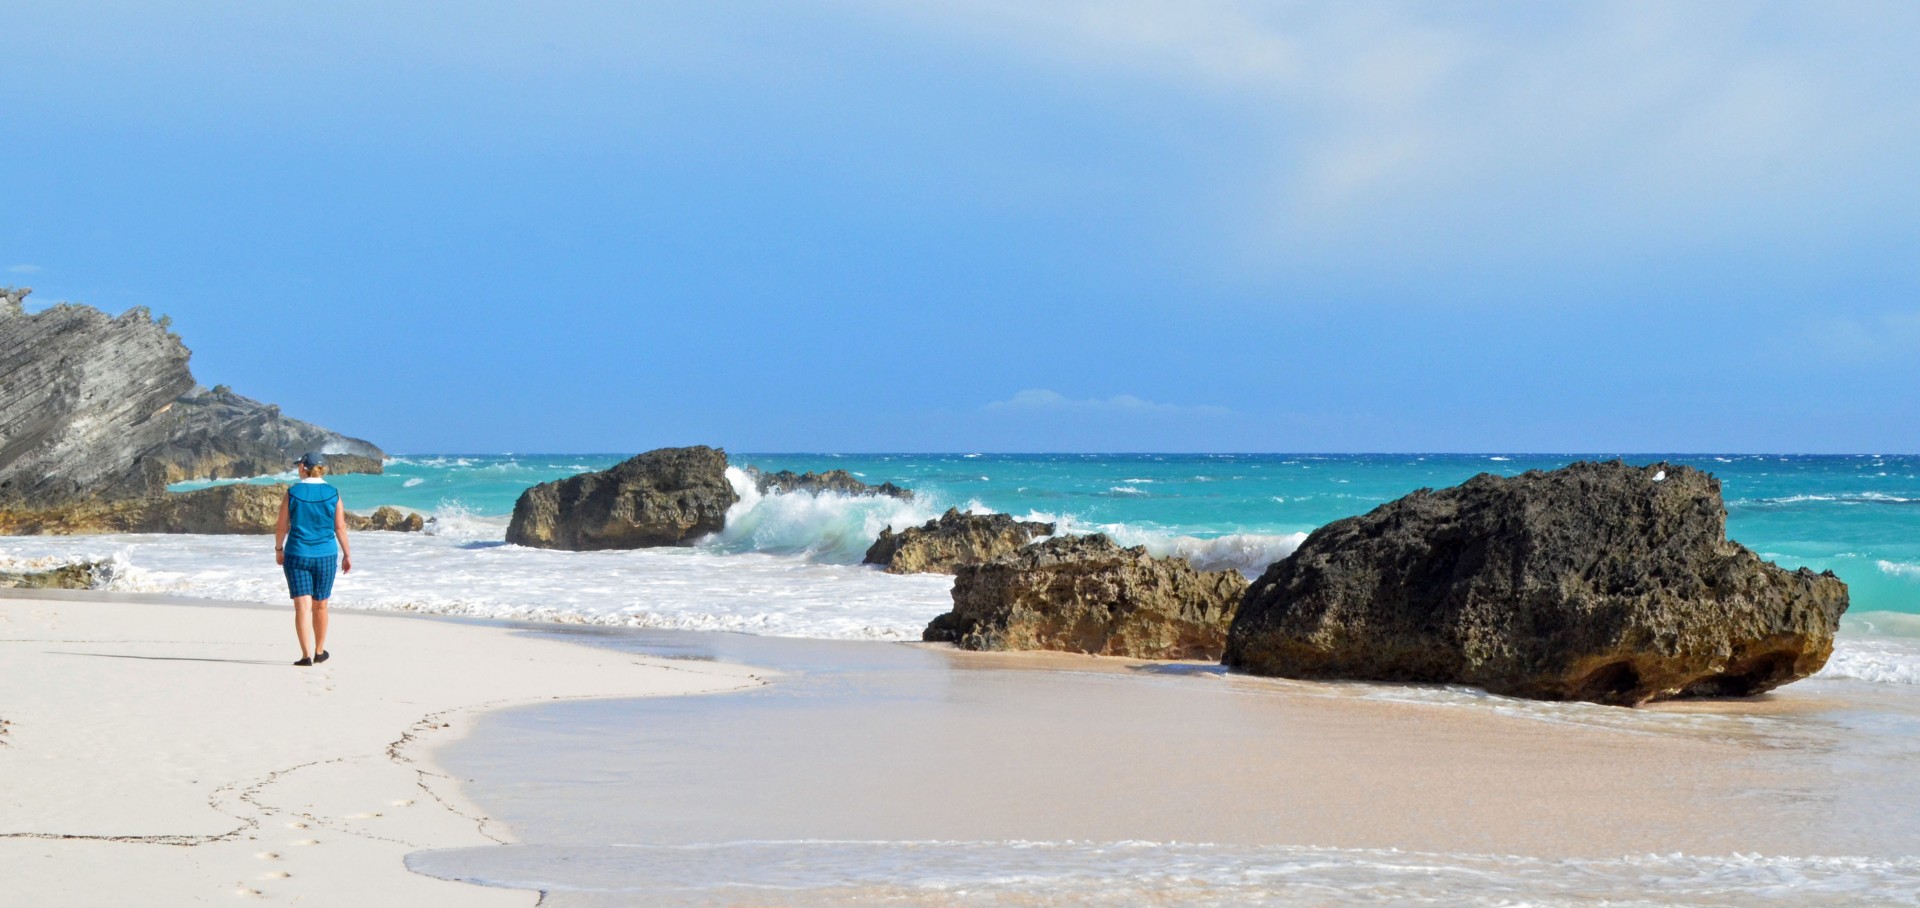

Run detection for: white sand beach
[[0, 590, 766, 906]]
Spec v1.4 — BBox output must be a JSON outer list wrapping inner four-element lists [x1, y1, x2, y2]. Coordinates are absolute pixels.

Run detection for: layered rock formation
[[1223, 461, 1849, 706], [864, 508, 1055, 575], [146, 385, 385, 484], [0, 289, 382, 509], [748, 467, 911, 500], [925, 534, 1249, 659], [0, 560, 102, 590], [0, 483, 424, 536], [0, 483, 284, 534], [506, 446, 738, 550]]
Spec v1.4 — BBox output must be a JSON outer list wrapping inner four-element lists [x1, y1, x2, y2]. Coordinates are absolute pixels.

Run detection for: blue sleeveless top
[[285, 481, 340, 558]]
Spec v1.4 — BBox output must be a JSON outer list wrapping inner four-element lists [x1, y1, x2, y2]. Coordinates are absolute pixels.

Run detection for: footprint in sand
[[346, 811, 383, 819], [255, 852, 280, 861], [291, 839, 320, 846], [234, 887, 262, 898], [390, 799, 414, 807], [285, 822, 307, 830], [259, 871, 290, 880]]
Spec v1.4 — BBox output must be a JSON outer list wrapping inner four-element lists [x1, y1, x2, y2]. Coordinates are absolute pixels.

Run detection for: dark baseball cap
[[296, 451, 328, 468]]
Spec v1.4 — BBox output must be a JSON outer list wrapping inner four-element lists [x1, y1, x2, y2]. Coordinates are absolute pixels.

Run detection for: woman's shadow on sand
[[47, 651, 288, 666]]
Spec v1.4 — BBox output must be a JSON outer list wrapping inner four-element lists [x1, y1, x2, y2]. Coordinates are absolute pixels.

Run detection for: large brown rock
[[1224, 461, 1849, 706], [506, 446, 738, 550], [925, 534, 1249, 660], [0, 290, 382, 507], [865, 508, 1055, 575]]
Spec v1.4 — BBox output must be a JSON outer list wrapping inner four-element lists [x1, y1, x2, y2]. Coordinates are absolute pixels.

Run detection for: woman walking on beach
[[274, 451, 352, 667]]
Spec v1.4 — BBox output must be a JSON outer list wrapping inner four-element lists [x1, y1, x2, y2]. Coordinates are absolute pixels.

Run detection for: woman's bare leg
[[293, 596, 315, 660], [313, 599, 330, 655]]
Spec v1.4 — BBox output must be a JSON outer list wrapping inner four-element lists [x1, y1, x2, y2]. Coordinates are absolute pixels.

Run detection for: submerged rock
[[0, 290, 383, 508], [0, 560, 102, 590], [748, 467, 912, 500], [864, 508, 1055, 575], [1223, 461, 1849, 706], [506, 446, 738, 550], [925, 534, 1249, 660]]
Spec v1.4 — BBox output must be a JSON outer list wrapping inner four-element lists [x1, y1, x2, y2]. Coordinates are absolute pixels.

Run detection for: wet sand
[[413, 627, 1920, 904]]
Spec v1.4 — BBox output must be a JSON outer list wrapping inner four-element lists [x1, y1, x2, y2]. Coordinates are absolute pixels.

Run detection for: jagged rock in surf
[[0, 560, 103, 590], [924, 533, 1249, 659], [1224, 461, 1850, 706], [747, 467, 912, 500], [506, 446, 738, 550], [0, 289, 384, 509], [347, 505, 426, 533], [864, 507, 1054, 575]]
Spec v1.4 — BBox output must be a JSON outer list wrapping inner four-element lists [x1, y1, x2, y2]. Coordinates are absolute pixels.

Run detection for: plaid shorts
[[283, 554, 338, 601]]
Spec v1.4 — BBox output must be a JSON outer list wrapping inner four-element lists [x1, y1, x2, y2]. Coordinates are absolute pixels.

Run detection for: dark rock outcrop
[[864, 508, 1055, 575], [1223, 461, 1849, 706], [0, 560, 102, 590], [506, 446, 738, 550], [748, 467, 911, 500], [925, 534, 1250, 659], [0, 290, 382, 508], [148, 385, 386, 484]]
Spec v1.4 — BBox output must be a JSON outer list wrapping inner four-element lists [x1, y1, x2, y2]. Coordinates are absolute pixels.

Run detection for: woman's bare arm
[[334, 492, 352, 573], [274, 493, 290, 566]]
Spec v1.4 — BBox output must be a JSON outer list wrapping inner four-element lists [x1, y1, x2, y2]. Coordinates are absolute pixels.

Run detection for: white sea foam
[[410, 839, 1920, 906], [1819, 636, 1920, 686], [1880, 560, 1920, 580], [705, 467, 938, 564], [1021, 511, 1305, 575], [402, 477, 425, 488], [1, 531, 955, 641]]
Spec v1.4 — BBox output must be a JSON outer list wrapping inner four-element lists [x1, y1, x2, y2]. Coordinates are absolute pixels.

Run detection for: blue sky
[[4, 1, 1917, 453]]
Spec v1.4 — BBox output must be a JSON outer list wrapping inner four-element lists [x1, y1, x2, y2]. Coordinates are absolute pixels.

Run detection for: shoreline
[[0, 589, 767, 906], [407, 622, 1920, 904]]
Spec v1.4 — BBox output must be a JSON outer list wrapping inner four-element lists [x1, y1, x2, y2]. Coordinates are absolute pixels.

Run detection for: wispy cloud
[[862, 2, 1920, 267], [1815, 311, 1920, 359], [7, 264, 41, 274], [985, 389, 1232, 417]]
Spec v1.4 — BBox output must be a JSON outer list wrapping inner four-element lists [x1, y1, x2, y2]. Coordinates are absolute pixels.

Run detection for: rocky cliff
[[925, 534, 1249, 659], [1223, 461, 1849, 705], [0, 289, 383, 508], [864, 508, 1055, 574], [506, 446, 738, 550]]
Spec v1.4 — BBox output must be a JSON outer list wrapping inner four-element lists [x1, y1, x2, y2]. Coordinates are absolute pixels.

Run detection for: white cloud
[[7, 264, 41, 274], [985, 389, 1232, 417], [856, 2, 1920, 268]]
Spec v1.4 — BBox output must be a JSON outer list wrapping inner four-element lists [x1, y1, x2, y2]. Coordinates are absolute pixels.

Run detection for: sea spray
[[702, 467, 941, 563]]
